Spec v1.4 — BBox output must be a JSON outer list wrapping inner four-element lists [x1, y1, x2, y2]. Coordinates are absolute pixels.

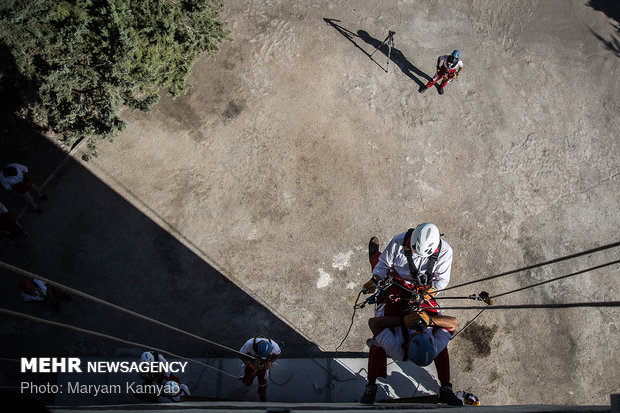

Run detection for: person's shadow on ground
[[323, 19, 431, 88]]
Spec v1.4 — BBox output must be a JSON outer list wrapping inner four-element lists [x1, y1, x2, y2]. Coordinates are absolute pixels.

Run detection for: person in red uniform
[[419, 50, 463, 95], [239, 337, 281, 402]]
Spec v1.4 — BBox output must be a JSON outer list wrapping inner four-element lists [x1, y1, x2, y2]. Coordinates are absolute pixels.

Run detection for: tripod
[[370, 30, 395, 73]]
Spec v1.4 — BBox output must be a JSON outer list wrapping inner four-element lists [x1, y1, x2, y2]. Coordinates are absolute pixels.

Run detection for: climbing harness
[[337, 273, 435, 349]]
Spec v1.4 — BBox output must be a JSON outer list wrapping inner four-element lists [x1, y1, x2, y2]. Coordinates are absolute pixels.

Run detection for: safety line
[[436, 259, 620, 302], [0, 261, 249, 358], [438, 241, 620, 293], [491, 259, 620, 299], [335, 290, 363, 351], [451, 308, 488, 340], [425, 301, 620, 310], [0, 307, 240, 379], [433, 296, 483, 300], [439, 259, 618, 333]]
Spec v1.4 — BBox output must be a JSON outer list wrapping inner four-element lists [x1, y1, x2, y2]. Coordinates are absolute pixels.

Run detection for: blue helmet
[[448, 50, 461, 64], [256, 340, 273, 360], [408, 332, 436, 366]]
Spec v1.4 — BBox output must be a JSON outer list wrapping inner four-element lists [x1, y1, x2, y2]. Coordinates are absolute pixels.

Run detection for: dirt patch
[[458, 322, 498, 372], [488, 368, 502, 383], [222, 100, 245, 123]]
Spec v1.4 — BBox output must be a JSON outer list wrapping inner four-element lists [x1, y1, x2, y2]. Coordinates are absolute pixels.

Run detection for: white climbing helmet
[[140, 351, 154, 363], [411, 223, 441, 257]]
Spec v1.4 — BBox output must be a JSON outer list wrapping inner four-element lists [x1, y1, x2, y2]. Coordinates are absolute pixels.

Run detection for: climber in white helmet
[[361, 223, 461, 405]]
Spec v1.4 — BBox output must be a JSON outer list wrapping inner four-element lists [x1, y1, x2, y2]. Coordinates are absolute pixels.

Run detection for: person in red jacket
[[419, 50, 463, 95]]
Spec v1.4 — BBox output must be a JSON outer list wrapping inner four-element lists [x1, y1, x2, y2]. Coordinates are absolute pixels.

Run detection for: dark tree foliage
[[0, 0, 227, 159]]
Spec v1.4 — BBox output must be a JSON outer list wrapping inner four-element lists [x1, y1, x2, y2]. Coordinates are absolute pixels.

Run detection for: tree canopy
[[0, 0, 228, 159]]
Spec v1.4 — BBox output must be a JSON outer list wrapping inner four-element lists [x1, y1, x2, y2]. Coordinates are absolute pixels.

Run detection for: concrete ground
[[1, 0, 619, 408]]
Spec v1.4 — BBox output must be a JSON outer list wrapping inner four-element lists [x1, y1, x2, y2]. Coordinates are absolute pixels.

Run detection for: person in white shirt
[[361, 310, 461, 405], [239, 337, 281, 401], [0, 163, 46, 213], [361, 223, 461, 405], [420, 50, 463, 95], [370, 311, 455, 366]]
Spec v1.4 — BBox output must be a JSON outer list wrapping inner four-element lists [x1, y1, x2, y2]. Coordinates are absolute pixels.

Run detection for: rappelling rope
[[449, 301, 620, 340], [355, 251, 619, 340], [434, 259, 620, 302], [442, 259, 620, 337], [451, 308, 488, 340], [0, 260, 249, 359], [0, 307, 240, 379], [437, 241, 620, 294], [429, 301, 620, 311], [489, 259, 620, 300], [335, 290, 363, 351]]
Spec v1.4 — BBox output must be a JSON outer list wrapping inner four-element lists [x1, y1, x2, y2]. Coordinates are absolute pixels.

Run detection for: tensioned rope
[[410, 251, 616, 339], [429, 301, 620, 311], [337, 248, 619, 348], [443, 259, 620, 337], [0, 307, 239, 379], [437, 241, 620, 294], [451, 308, 487, 339], [435, 259, 620, 302], [489, 259, 620, 300], [0, 260, 248, 358]]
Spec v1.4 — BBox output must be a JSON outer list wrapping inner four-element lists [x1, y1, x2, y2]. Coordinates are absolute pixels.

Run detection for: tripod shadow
[[323, 18, 431, 87]]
